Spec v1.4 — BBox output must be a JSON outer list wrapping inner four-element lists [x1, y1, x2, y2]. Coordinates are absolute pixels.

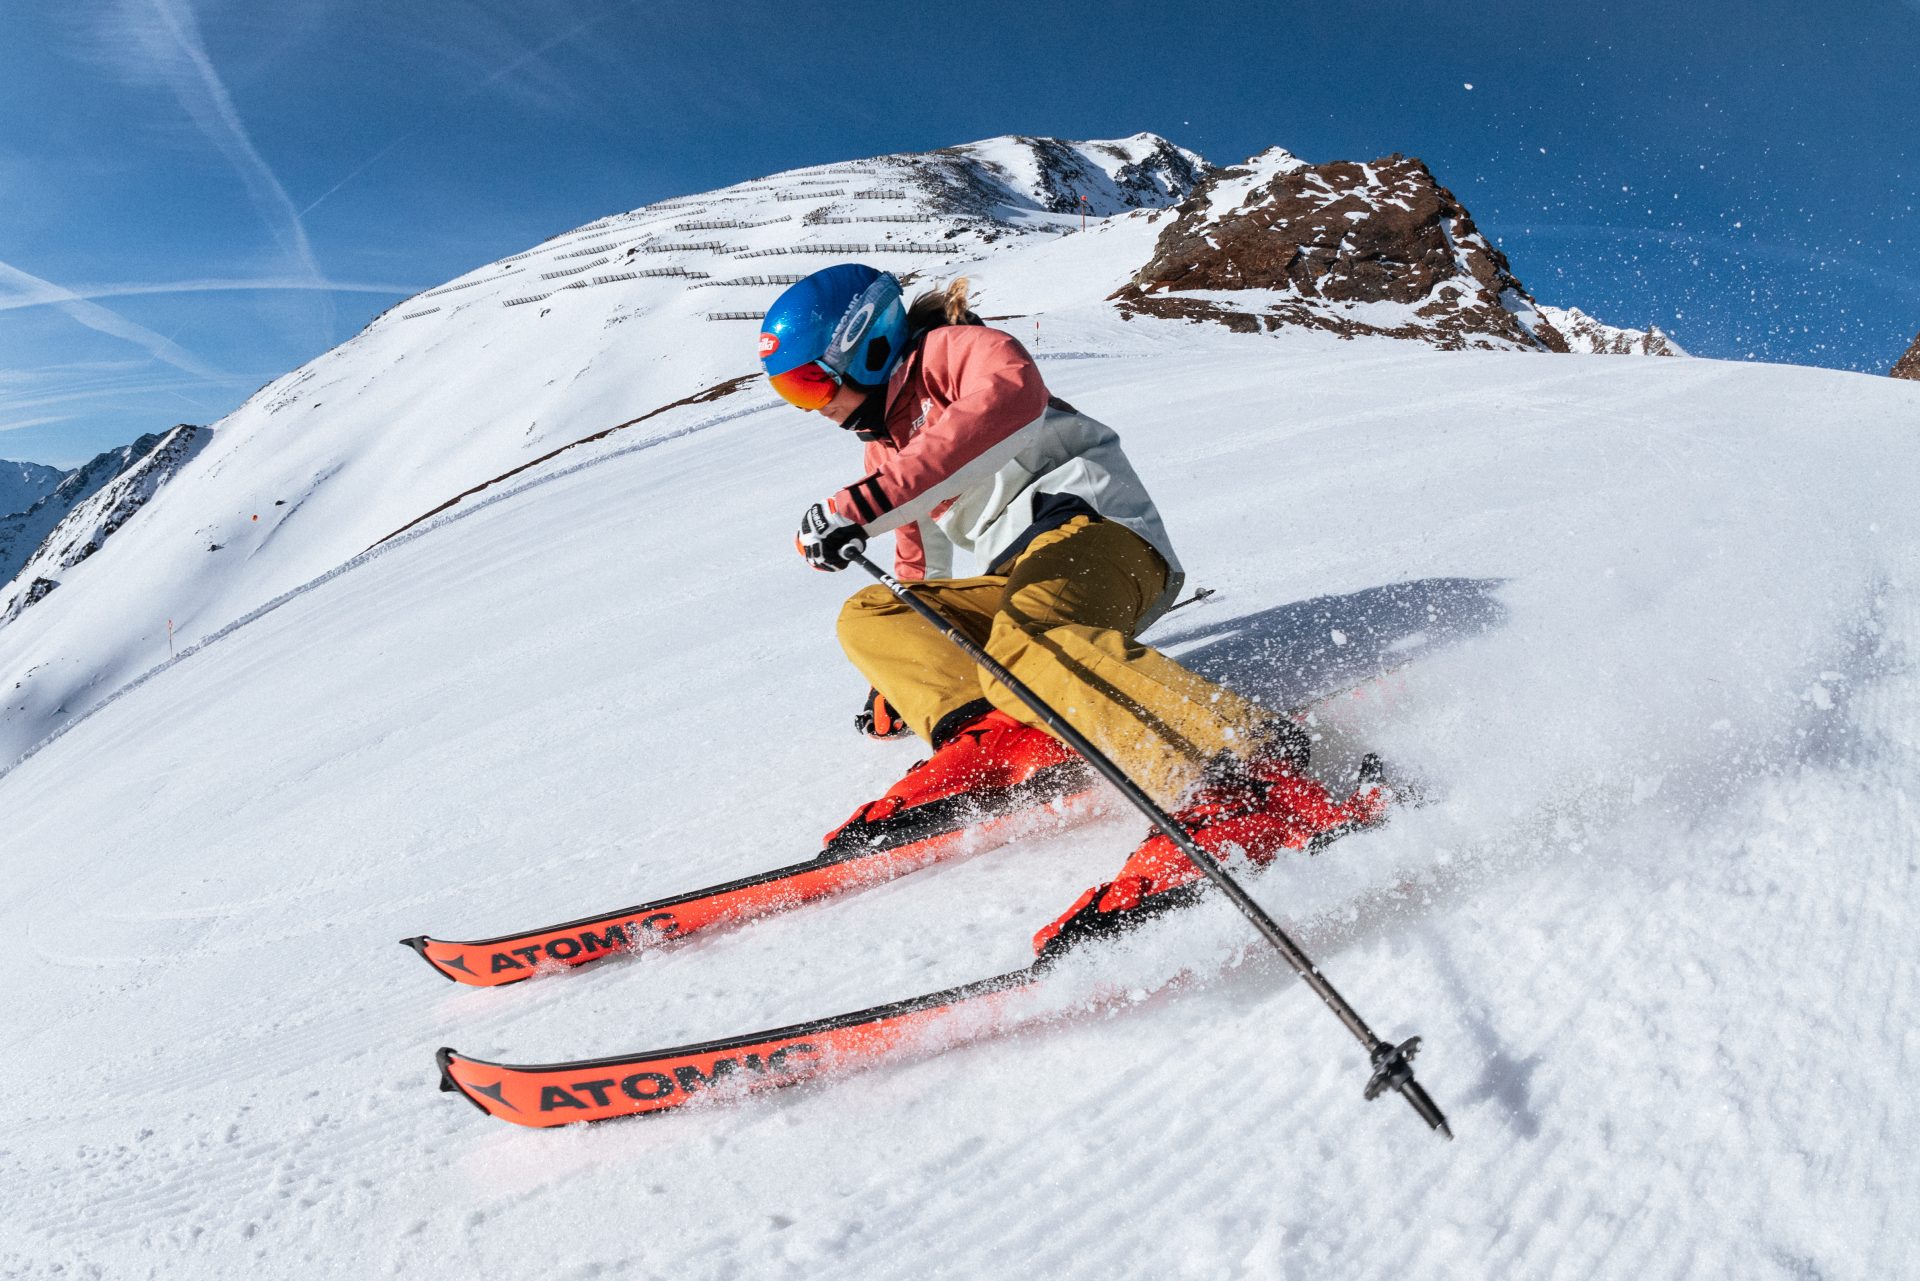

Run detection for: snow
[[1200, 145, 1308, 217], [5, 144, 1920, 1278]]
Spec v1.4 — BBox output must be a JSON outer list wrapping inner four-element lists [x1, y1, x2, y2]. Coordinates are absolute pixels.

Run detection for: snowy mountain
[[1533, 304, 1686, 355], [0, 424, 206, 623], [0, 429, 195, 587], [0, 458, 66, 517], [7, 129, 1918, 1277], [1894, 328, 1920, 379]]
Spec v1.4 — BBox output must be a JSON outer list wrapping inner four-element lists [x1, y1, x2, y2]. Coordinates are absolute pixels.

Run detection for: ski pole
[[849, 551, 1451, 1140]]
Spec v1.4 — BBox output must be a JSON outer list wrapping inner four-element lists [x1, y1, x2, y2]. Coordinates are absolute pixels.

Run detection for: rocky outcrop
[[1893, 331, 1920, 381], [0, 460, 67, 519], [1, 424, 207, 624], [1112, 147, 1682, 356]]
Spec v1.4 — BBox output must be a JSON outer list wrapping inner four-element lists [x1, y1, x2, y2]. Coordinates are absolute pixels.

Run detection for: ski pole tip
[[1397, 1077, 1452, 1140]]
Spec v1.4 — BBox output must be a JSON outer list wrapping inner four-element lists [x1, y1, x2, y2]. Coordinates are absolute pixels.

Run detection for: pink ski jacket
[[828, 324, 1185, 624]]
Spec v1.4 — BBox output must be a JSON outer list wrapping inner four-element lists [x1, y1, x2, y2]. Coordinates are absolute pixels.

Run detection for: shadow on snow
[[1149, 576, 1510, 711]]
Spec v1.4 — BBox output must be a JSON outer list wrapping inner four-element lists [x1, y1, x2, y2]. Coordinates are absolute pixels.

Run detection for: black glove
[[796, 502, 866, 571], [854, 687, 912, 739]]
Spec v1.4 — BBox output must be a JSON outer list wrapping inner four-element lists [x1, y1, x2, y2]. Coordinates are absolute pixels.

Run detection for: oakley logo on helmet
[[830, 301, 876, 359]]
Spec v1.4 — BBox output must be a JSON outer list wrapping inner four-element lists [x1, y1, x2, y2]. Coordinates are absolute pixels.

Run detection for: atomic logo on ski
[[435, 969, 1038, 1126], [533, 1043, 824, 1114]]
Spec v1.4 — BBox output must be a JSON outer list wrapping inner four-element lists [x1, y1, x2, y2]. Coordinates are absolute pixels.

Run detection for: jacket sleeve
[[829, 327, 1049, 537]]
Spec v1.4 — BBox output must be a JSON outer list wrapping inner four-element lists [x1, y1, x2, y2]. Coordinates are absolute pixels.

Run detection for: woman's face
[[816, 381, 868, 425]]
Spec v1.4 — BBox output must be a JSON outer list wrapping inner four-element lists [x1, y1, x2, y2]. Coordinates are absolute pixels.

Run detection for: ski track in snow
[[3, 321, 1919, 1273]]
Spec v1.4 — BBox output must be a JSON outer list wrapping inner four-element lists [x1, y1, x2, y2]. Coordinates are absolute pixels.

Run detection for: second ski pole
[[847, 550, 1451, 1140]]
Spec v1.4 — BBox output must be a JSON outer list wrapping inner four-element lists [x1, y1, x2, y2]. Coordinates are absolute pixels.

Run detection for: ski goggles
[[768, 360, 841, 411]]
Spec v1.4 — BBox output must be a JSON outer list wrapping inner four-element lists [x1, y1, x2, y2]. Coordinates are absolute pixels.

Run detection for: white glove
[[795, 502, 867, 572]]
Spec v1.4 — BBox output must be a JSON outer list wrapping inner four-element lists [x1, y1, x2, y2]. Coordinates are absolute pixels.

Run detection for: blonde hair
[[907, 276, 974, 331]]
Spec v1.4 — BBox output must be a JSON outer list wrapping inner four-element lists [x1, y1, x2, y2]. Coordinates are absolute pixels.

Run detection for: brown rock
[[1111, 148, 1682, 356], [1892, 330, 1920, 381]]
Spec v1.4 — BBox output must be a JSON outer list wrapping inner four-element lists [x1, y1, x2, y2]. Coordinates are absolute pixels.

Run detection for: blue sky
[[2, 0, 1916, 467]]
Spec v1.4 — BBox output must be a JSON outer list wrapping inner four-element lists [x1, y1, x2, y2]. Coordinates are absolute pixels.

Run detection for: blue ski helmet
[[759, 264, 908, 390]]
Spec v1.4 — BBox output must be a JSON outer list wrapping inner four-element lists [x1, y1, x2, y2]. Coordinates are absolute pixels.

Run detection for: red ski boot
[[1033, 750, 1391, 961], [824, 709, 1089, 856]]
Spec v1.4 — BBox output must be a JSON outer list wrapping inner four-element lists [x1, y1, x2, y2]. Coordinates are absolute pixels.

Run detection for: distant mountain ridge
[[0, 425, 207, 623], [0, 460, 67, 519], [0, 431, 199, 590]]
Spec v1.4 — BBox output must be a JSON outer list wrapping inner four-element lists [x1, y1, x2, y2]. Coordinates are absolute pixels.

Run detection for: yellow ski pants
[[836, 517, 1274, 807]]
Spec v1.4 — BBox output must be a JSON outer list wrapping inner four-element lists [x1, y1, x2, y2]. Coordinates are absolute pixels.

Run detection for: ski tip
[[400, 935, 465, 983], [434, 1046, 461, 1093], [1435, 1119, 1455, 1141], [436, 1048, 498, 1116]]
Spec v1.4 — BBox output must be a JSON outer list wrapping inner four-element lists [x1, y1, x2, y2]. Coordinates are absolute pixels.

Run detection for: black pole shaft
[[849, 551, 1450, 1139]]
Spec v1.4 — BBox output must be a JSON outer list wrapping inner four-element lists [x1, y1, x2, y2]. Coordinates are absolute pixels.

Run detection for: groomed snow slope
[[3, 319, 1918, 1279]]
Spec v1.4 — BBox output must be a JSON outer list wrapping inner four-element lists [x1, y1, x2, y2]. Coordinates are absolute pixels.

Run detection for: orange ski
[[402, 762, 1099, 986], [437, 965, 1044, 1126], [406, 671, 1408, 989]]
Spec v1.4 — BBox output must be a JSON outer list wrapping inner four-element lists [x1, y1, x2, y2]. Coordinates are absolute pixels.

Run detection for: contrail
[[0, 259, 233, 383], [478, 10, 608, 90], [0, 277, 420, 312], [300, 133, 418, 217], [132, 0, 335, 336], [0, 415, 78, 435]]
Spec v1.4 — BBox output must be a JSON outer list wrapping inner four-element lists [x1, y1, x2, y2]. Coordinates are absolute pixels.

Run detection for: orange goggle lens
[[768, 361, 840, 410]]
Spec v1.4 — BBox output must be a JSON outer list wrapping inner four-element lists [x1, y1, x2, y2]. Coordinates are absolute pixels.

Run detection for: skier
[[760, 264, 1387, 957]]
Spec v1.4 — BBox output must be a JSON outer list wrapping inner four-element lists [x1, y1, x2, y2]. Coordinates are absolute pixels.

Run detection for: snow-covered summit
[[1533, 304, 1687, 356], [905, 132, 1210, 222]]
